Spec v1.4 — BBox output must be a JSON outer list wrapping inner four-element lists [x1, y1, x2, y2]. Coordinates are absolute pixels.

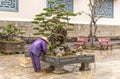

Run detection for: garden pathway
[[0, 45, 120, 79]]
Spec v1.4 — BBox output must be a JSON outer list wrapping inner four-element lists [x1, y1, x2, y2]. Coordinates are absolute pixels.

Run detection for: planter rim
[[0, 40, 25, 43], [45, 54, 94, 59]]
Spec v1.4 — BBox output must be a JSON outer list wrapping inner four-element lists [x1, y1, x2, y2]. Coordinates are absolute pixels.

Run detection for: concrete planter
[[41, 54, 95, 73], [0, 41, 25, 54]]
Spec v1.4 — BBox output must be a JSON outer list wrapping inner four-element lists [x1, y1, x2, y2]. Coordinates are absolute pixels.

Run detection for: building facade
[[0, 0, 120, 37]]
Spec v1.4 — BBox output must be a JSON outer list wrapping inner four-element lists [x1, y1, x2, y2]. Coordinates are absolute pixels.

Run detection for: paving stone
[[10, 76, 21, 79], [0, 67, 4, 70], [0, 75, 5, 79], [39, 76, 54, 79], [53, 76, 80, 79]]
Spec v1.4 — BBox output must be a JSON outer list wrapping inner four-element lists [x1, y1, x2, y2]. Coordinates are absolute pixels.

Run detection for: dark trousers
[[29, 51, 41, 72]]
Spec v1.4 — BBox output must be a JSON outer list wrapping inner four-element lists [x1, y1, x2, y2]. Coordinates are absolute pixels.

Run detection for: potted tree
[[32, 1, 95, 73], [32, 1, 77, 56], [0, 24, 25, 54]]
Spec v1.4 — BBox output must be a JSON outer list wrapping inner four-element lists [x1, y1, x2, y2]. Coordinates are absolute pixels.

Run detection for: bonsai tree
[[0, 24, 25, 41], [32, 1, 77, 52], [0, 24, 25, 54]]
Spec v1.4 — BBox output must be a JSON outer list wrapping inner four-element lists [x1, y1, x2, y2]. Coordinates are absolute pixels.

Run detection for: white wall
[[0, 0, 46, 21], [70, 0, 91, 24], [0, 0, 120, 25], [71, 0, 120, 25], [96, 0, 120, 25]]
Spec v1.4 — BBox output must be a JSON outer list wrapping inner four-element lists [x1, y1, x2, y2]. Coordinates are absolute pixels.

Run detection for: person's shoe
[[35, 70, 46, 76]]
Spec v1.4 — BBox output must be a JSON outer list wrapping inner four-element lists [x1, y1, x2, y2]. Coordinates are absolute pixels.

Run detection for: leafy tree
[[82, 0, 104, 46]]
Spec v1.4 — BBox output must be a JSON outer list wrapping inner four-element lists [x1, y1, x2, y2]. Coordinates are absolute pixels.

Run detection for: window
[[47, 0, 73, 12], [95, 0, 113, 18], [0, 0, 18, 12]]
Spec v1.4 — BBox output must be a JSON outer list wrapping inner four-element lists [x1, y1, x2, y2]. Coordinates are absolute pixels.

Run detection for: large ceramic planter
[[41, 54, 95, 73], [0, 41, 25, 54]]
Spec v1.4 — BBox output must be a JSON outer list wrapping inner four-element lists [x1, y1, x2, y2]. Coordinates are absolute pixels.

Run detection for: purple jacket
[[29, 38, 47, 56]]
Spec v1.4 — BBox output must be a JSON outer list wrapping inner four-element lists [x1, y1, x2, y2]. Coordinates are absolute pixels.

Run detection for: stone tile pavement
[[1, 47, 120, 79]]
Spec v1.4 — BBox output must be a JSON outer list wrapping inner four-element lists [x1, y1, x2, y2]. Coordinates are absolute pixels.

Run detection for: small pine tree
[[32, 0, 77, 51]]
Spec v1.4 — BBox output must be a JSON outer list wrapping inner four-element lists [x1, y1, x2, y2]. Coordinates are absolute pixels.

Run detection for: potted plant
[[32, 1, 95, 73], [32, 1, 77, 56], [0, 24, 25, 54]]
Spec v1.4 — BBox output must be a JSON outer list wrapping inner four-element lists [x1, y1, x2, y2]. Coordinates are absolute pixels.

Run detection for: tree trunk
[[89, 20, 94, 47]]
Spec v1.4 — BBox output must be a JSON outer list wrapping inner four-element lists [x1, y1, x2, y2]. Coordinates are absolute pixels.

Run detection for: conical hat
[[40, 37, 49, 43]]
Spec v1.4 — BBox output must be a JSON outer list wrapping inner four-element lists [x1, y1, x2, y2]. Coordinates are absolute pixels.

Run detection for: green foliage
[[86, 45, 99, 50], [32, 1, 77, 51], [0, 24, 25, 41]]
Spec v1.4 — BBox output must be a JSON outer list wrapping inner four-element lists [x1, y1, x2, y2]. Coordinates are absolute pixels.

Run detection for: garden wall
[[68, 24, 120, 39], [0, 21, 120, 40]]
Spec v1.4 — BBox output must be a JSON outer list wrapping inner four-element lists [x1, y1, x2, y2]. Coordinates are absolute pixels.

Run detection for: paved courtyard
[[0, 45, 120, 79]]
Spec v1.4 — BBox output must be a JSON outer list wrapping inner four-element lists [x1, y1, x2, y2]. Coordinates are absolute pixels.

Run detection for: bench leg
[[79, 63, 90, 71], [106, 45, 112, 50], [100, 45, 103, 50], [106, 45, 109, 50], [110, 45, 112, 50]]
